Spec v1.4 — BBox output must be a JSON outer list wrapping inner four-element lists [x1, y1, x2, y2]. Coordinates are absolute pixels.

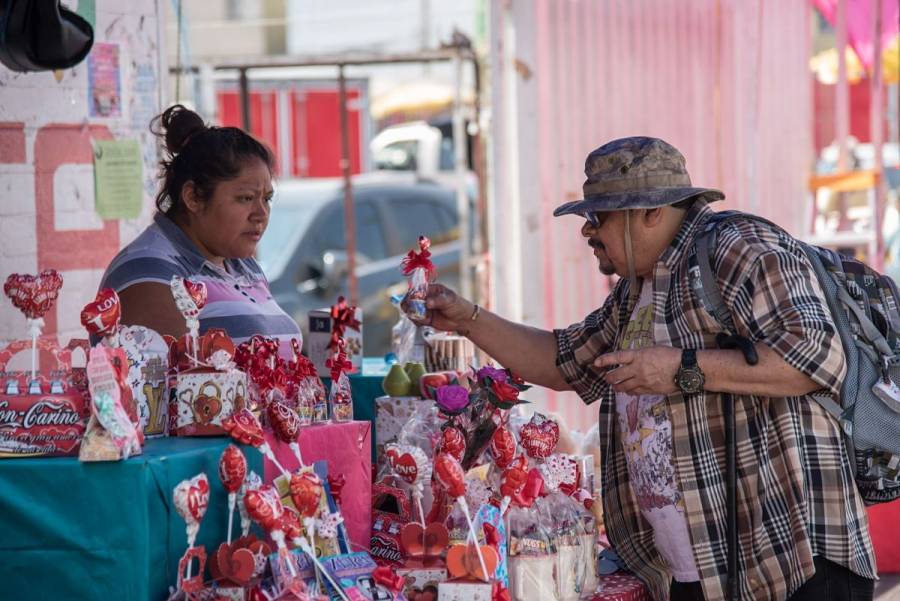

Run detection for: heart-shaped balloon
[[386, 444, 431, 487], [400, 522, 450, 557], [439, 427, 466, 463], [170, 276, 207, 324], [4, 270, 63, 320], [183, 279, 207, 311], [223, 409, 265, 447], [80, 288, 121, 337], [219, 444, 248, 494], [434, 453, 466, 498], [490, 426, 517, 468], [289, 471, 323, 518], [174, 473, 210, 525], [267, 400, 300, 443], [446, 543, 499, 581], [244, 484, 284, 532], [520, 413, 560, 459]]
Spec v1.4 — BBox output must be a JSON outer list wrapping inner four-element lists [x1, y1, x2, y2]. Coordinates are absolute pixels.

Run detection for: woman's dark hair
[[150, 104, 274, 215]]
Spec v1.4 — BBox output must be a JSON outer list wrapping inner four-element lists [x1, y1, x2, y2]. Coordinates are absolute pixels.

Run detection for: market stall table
[[0, 437, 261, 601]]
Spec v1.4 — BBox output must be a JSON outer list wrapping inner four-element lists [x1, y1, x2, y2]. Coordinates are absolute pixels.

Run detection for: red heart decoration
[[434, 454, 466, 498], [192, 392, 223, 425], [490, 426, 517, 468], [391, 452, 420, 485], [520, 413, 560, 459], [280, 506, 304, 540], [4, 270, 63, 320], [80, 288, 121, 337], [267, 400, 301, 443], [439, 427, 466, 463], [400, 522, 450, 557], [244, 485, 284, 532], [187, 477, 210, 522], [182, 279, 208, 311], [446, 543, 500, 581], [223, 409, 264, 447]]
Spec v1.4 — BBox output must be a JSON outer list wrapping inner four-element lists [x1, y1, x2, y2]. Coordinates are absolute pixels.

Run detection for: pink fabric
[[813, 0, 900, 70], [263, 420, 372, 551], [867, 502, 900, 573]]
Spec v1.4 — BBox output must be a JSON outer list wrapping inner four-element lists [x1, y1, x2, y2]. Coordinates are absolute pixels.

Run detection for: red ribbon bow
[[329, 296, 360, 350], [372, 565, 405, 594], [327, 474, 346, 508], [400, 236, 436, 280], [166, 328, 236, 372], [492, 582, 512, 601], [326, 340, 353, 381]]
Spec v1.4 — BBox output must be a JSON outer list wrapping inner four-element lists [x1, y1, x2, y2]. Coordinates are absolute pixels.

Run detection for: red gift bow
[[328, 296, 361, 350], [372, 565, 405, 594], [327, 474, 346, 508], [400, 236, 436, 281], [492, 582, 512, 601], [326, 339, 352, 381], [166, 328, 236, 371]]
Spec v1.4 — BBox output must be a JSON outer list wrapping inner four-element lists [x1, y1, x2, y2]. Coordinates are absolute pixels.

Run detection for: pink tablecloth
[[263, 420, 372, 551], [585, 573, 650, 601], [868, 501, 900, 573]]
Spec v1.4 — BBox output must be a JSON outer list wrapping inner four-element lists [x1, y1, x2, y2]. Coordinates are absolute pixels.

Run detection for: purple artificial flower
[[435, 385, 471, 414], [476, 365, 508, 384]]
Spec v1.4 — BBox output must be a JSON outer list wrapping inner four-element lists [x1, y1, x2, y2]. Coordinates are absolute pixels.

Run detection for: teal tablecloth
[[0, 437, 262, 601]]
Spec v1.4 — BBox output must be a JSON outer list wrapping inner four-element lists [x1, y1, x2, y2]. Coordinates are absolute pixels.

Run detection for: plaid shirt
[[555, 201, 876, 600]]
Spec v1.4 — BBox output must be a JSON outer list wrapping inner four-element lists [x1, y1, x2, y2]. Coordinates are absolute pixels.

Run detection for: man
[[416, 137, 876, 600]]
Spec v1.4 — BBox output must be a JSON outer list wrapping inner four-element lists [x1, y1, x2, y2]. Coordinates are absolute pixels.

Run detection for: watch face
[[678, 368, 704, 394]]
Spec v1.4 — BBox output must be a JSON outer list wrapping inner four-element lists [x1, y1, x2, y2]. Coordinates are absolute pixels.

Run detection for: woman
[[100, 105, 301, 352]]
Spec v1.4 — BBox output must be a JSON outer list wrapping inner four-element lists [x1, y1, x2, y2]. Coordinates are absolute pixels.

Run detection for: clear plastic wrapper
[[507, 503, 558, 601]]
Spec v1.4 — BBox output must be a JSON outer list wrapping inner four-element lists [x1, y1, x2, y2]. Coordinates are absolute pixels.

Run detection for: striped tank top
[[100, 213, 301, 356]]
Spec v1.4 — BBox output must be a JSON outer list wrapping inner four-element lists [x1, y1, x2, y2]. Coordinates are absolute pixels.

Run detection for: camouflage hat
[[553, 136, 724, 217]]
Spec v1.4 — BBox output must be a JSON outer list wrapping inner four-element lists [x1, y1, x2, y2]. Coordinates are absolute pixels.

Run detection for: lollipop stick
[[227, 493, 236, 545], [458, 497, 490, 582], [289, 441, 306, 468], [261, 443, 290, 477], [298, 536, 351, 601], [271, 530, 297, 578], [499, 495, 512, 516], [414, 490, 427, 528]]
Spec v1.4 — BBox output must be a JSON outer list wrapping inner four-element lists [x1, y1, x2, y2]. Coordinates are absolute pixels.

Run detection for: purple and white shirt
[[100, 213, 301, 355]]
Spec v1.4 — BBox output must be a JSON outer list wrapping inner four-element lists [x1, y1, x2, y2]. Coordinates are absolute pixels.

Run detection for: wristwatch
[[675, 349, 705, 394]]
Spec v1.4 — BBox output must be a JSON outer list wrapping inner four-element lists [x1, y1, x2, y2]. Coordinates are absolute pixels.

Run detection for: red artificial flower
[[491, 380, 520, 403]]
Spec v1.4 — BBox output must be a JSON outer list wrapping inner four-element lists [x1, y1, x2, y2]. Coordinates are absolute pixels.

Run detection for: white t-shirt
[[615, 283, 700, 583]]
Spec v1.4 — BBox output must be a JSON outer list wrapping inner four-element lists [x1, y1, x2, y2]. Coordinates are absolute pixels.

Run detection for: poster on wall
[[93, 140, 143, 219], [88, 43, 121, 118]]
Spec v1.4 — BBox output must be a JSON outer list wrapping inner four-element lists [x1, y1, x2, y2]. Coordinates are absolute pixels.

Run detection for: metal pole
[[338, 65, 359, 306], [239, 68, 251, 132], [870, 0, 885, 270], [452, 50, 472, 300], [836, 0, 849, 171]]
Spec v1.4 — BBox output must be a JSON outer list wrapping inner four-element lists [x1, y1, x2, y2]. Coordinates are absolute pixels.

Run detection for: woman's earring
[[159, 195, 173, 213]]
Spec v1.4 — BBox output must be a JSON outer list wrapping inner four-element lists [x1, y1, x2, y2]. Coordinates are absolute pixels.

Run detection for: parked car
[[257, 172, 463, 356]]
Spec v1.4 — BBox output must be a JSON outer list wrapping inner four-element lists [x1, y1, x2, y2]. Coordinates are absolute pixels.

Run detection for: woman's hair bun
[[151, 104, 206, 155]]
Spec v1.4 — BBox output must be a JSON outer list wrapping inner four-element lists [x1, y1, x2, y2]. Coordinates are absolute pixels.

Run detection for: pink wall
[[490, 0, 812, 431]]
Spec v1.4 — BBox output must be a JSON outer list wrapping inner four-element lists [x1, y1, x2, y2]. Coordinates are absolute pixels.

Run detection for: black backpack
[[0, 0, 93, 72], [689, 210, 900, 505]]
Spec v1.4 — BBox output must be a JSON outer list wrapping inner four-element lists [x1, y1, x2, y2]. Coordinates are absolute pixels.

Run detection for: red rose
[[491, 380, 520, 403]]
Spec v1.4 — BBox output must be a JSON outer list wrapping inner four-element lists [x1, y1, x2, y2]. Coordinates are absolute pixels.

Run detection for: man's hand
[[405, 283, 475, 333], [594, 346, 682, 396]]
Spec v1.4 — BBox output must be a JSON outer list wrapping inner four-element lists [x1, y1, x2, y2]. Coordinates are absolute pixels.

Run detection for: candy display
[[326, 338, 354, 423], [79, 345, 143, 461], [307, 298, 363, 378]]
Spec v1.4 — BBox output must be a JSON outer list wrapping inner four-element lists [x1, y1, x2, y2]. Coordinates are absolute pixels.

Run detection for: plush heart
[[3, 270, 63, 320], [400, 522, 450, 557], [446, 543, 499, 581], [80, 288, 120, 336], [520, 414, 560, 459], [182, 278, 208, 311]]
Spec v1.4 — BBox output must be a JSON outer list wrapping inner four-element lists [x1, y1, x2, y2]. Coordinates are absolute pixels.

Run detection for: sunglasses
[[582, 211, 610, 228]]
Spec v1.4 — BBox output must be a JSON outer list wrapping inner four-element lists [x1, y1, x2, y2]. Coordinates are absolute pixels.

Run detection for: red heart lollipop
[[434, 453, 466, 498], [489, 426, 517, 469], [80, 288, 121, 337], [183, 278, 208, 311], [223, 409, 265, 447], [520, 413, 560, 459], [289, 471, 323, 518], [439, 427, 466, 463], [175, 473, 211, 524], [267, 400, 300, 443], [4, 270, 63, 320], [280, 506, 303, 541], [244, 485, 284, 532], [386, 444, 431, 487], [218, 444, 248, 494]]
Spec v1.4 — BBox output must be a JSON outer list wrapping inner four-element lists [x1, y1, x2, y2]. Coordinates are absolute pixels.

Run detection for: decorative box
[[584, 572, 651, 601], [396, 564, 447, 600], [371, 482, 412, 566], [374, 395, 420, 469], [167, 329, 248, 437], [308, 307, 363, 377], [322, 551, 404, 600], [119, 325, 169, 437], [0, 338, 90, 458], [437, 579, 493, 601]]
